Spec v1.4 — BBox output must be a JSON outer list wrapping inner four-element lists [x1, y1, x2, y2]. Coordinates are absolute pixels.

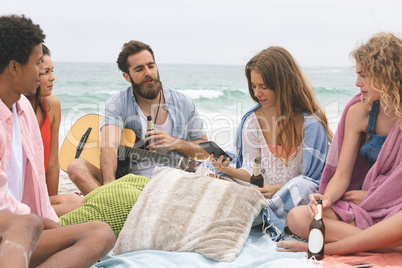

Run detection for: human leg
[[324, 210, 402, 255], [30, 221, 115, 268], [67, 159, 102, 195], [279, 211, 402, 254], [287, 204, 358, 241], [280, 205, 363, 253], [0, 212, 43, 268], [278, 216, 361, 253], [50, 194, 86, 217], [286, 205, 313, 239]]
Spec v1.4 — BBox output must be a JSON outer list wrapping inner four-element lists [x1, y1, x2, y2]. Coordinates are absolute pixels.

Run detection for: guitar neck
[[118, 145, 191, 170]]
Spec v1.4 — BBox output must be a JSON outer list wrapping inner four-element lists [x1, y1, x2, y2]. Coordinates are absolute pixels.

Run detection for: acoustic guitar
[[59, 114, 202, 175]]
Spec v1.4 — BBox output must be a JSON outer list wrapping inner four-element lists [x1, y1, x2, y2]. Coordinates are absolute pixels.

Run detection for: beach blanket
[[92, 228, 402, 268], [319, 93, 402, 229], [322, 252, 402, 267], [198, 105, 329, 240], [94, 227, 310, 268]]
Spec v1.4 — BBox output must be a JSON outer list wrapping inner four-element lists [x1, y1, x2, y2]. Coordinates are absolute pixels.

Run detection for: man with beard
[[67, 40, 208, 195]]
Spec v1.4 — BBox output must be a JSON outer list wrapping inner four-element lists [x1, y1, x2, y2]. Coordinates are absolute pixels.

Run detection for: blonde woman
[[280, 33, 402, 254]]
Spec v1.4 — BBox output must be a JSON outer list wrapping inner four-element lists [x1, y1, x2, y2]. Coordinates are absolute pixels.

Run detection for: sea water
[[55, 62, 358, 147], [54, 63, 358, 193]]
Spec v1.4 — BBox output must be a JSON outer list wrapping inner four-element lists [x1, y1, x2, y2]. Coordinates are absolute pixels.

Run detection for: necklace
[[153, 91, 162, 124]]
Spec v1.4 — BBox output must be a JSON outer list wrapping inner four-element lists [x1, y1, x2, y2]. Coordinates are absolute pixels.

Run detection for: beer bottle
[[308, 199, 325, 260], [144, 116, 154, 151], [250, 157, 264, 188]]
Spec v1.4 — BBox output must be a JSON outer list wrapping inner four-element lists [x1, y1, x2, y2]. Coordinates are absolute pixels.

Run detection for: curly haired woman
[[280, 32, 402, 255]]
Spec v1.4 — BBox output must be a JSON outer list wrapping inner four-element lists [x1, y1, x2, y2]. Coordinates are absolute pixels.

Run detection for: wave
[[315, 86, 344, 92], [180, 88, 249, 100], [178, 89, 224, 99], [307, 68, 343, 73], [192, 89, 255, 114]]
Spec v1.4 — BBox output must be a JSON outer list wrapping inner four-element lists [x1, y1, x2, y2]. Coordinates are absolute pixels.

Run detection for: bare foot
[[277, 240, 308, 252]]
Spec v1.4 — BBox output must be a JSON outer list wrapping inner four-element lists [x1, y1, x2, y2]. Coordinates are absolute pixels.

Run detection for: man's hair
[[0, 15, 45, 73], [116, 40, 155, 73]]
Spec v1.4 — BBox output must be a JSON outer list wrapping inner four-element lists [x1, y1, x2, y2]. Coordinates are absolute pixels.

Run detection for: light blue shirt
[[101, 84, 205, 158]]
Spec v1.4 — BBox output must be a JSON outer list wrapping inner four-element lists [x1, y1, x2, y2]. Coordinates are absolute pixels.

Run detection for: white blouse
[[240, 112, 303, 185]]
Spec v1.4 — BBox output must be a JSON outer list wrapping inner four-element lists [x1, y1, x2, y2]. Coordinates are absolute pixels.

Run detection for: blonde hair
[[351, 32, 402, 129], [245, 46, 332, 165]]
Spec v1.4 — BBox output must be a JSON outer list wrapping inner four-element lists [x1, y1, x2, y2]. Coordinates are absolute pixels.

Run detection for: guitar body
[[59, 114, 101, 172], [59, 114, 200, 175], [59, 114, 135, 172]]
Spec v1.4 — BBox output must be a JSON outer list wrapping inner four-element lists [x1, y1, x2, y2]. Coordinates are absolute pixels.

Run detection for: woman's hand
[[257, 183, 282, 199], [209, 154, 231, 174], [308, 193, 331, 218], [342, 190, 367, 205]]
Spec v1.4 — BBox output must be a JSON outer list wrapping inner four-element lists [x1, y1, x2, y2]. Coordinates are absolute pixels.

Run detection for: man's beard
[[130, 73, 162, 100]]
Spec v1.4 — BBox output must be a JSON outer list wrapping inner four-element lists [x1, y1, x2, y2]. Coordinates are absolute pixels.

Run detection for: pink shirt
[[0, 95, 58, 222]]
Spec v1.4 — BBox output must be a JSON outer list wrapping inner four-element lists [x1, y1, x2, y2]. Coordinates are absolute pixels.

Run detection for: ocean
[[54, 63, 358, 193], [55, 63, 358, 147]]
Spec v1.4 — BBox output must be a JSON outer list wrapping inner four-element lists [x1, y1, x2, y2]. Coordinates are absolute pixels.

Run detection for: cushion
[[113, 167, 269, 262], [59, 174, 150, 238]]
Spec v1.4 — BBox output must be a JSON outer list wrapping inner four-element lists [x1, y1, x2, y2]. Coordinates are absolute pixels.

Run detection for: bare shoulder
[[44, 94, 61, 113], [44, 95, 61, 125], [45, 94, 61, 107], [345, 101, 368, 133]]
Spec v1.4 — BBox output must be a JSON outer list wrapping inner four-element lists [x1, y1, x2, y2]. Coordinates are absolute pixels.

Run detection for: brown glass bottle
[[250, 157, 264, 188], [308, 199, 325, 260], [144, 116, 154, 151]]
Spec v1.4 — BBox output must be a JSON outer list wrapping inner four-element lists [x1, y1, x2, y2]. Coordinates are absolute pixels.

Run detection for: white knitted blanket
[[113, 167, 268, 262]]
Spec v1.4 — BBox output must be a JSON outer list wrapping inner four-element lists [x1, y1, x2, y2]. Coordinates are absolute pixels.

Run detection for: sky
[[1, 0, 402, 67]]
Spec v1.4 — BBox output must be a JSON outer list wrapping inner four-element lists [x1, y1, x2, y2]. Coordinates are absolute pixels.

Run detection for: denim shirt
[[101, 85, 205, 157]]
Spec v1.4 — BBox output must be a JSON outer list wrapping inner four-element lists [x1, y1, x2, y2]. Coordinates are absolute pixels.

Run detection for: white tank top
[[133, 106, 174, 178]]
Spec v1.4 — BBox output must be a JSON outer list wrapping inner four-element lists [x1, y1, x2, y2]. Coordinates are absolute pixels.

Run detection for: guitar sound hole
[[115, 156, 139, 178]]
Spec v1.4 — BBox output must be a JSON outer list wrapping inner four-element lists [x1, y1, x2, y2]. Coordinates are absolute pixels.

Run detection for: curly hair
[[351, 32, 402, 129], [0, 15, 45, 73], [245, 46, 332, 165]]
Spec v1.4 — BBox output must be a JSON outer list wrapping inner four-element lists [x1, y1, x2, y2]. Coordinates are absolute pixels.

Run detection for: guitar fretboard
[[118, 145, 192, 171]]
